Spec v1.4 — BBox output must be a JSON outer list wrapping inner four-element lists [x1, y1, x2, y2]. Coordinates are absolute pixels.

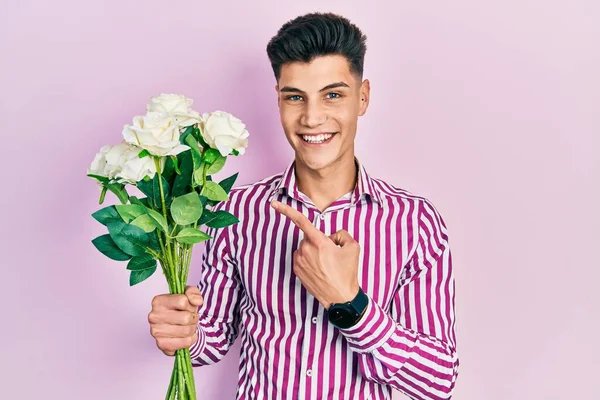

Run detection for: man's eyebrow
[[279, 81, 351, 94]]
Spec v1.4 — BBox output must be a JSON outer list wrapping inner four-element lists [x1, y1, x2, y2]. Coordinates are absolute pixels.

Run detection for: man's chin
[[295, 151, 340, 172]]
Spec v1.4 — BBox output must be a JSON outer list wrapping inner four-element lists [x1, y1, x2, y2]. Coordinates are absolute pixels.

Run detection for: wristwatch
[[326, 287, 369, 329]]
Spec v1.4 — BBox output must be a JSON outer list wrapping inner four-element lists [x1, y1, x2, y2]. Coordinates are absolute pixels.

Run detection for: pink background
[[2, 0, 598, 399]]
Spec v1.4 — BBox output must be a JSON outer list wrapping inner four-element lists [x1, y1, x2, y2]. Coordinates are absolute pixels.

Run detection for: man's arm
[[189, 213, 242, 366], [338, 199, 459, 400]]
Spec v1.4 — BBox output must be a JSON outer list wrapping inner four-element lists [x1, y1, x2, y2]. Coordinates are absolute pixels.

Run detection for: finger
[[185, 285, 204, 307], [271, 200, 322, 241], [152, 294, 196, 313], [148, 309, 199, 326], [156, 335, 197, 355], [150, 323, 197, 339], [329, 229, 356, 247]]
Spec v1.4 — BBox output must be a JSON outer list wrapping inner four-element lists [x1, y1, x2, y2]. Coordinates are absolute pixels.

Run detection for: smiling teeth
[[301, 133, 333, 143]]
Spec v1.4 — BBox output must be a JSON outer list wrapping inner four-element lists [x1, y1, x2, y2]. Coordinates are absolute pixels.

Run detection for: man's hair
[[266, 12, 367, 81]]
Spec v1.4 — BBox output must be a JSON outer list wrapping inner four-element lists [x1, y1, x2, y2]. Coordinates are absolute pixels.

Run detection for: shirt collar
[[270, 156, 382, 205]]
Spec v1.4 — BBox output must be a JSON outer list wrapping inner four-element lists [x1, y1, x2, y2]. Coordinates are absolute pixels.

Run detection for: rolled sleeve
[[338, 295, 396, 353]]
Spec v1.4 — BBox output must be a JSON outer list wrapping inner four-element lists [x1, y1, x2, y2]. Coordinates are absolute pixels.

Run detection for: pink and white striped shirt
[[190, 158, 459, 399]]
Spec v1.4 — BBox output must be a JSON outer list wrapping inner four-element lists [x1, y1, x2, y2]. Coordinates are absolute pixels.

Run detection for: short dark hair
[[266, 12, 367, 81]]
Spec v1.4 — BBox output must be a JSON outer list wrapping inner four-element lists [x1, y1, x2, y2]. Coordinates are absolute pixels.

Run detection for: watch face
[[328, 307, 355, 329]]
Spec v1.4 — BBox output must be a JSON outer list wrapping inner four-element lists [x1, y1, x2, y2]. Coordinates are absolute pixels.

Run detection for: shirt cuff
[[188, 322, 206, 361], [338, 295, 396, 353]]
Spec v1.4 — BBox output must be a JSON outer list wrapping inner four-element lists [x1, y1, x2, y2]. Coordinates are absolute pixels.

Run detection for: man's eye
[[286, 95, 303, 101], [327, 92, 341, 99]]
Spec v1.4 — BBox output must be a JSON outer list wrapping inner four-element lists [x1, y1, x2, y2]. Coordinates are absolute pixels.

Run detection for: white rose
[[146, 93, 201, 128], [106, 141, 156, 184], [116, 146, 159, 184], [94, 141, 158, 184], [87, 145, 113, 180], [200, 111, 249, 157], [122, 114, 190, 157]]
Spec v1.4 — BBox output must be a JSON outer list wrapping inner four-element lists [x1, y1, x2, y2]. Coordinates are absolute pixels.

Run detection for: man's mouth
[[298, 132, 336, 145]]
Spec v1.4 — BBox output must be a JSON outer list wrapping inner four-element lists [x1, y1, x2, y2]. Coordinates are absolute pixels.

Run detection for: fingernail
[[271, 201, 278, 210]]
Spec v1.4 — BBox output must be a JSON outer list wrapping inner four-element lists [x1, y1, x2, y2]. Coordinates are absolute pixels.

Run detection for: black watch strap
[[327, 287, 369, 329], [350, 287, 368, 317]]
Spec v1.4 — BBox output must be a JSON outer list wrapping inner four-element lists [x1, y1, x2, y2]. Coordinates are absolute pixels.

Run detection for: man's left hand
[[271, 200, 360, 309]]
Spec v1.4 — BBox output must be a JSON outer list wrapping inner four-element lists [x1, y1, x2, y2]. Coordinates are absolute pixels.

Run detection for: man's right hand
[[148, 285, 204, 356]]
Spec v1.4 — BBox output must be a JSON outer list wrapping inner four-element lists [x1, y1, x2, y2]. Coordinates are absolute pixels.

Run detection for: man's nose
[[300, 100, 327, 128]]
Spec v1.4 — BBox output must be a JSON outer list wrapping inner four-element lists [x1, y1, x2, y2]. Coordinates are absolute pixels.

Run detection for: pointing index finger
[[271, 200, 322, 241]]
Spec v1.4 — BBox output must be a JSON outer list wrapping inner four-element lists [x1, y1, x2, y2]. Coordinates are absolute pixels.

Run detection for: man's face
[[276, 55, 370, 171]]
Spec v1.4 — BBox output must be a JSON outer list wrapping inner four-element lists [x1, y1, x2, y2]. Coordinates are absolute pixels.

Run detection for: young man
[[148, 12, 459, 400]]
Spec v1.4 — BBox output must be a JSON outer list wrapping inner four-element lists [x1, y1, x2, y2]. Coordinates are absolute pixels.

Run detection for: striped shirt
[[190, 158, 459, 400]]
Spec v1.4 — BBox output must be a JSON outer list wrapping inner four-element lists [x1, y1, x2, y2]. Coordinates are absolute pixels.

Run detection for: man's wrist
[[337, 296, 396, 353], [326, 287, 369, 329]]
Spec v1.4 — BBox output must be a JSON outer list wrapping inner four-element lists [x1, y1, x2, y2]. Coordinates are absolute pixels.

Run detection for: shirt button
[[306, 369, 312, 377], [311, 317, 318, 324]]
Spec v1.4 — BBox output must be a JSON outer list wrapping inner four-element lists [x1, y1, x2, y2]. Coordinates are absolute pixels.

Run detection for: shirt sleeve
[[189, 206, 242, 366], [338, 198, 459, 400]]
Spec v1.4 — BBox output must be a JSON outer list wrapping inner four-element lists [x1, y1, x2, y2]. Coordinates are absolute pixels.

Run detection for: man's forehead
[[278, 55, 356, 90]]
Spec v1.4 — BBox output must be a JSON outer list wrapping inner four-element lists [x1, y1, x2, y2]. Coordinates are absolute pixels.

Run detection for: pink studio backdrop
[[1, 1, 598, 399]]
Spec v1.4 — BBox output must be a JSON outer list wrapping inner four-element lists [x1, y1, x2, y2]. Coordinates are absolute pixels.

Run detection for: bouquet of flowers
[[87, 94, 248, 399]]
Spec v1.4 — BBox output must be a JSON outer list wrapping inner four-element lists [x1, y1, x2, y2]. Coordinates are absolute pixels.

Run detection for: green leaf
[[170, 192, 203, 225], [152, 174, 171, 209], [202, 181, 229, 202], [206, 210, 239, 229], [87, 173, 109, 183], [231, 149, 240, 156], [131, 214, 156, 233], [203, 148, 220, 165], [106, 183, 129, 204], [129, 196, 152, 209], [92, 234, 131, 261], [92, 206, 122, 226], [180, 125, 195, 145], [185, 135, 204, 167], [198, 208, 216, 225], [115, 204, 146, 223], [129, 265, 157, 286], [193, 125, 210, 149], [107, 221, 150, 257], [127, 254, 157, 271], [136, 179, 154, 199], [198, 194, 207, 205], [128, 196, 143, 206], [148, 231, 161, 253], [170, 155, 181, 175], [218, 173, 238, 194], [193, 165, 205, 187], [161, 155, 177, 184], [145, 208, 169, 233], [175, 227, 212, 244], [138, 149, 150, 158], [172, 150, 193, 197], [207, 155, 226, 175], [99, 186, 107, 204]]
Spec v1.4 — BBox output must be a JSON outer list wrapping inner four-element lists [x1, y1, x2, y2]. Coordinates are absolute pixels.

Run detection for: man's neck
[[294, 154, 358, 212]]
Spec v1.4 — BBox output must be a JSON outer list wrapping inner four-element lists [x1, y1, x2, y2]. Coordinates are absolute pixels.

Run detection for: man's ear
[[275, 84, 280, 108], [358, 79, 370, 116]]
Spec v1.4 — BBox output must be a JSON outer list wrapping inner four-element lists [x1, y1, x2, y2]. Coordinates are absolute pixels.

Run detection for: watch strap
[[350, 287, 368, 316]]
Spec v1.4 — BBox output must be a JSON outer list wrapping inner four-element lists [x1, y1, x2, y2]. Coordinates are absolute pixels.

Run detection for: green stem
[[199, 162, 209, 197], [177, 351, 186, 399], [154, 157, 181, 294], [165, 359, 176, 400], [153, 157, 198, 399], [184, 348, 197, 398]]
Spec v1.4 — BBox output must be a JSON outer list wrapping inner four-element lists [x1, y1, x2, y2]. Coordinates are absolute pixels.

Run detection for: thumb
[[329, 229, 355, 247], [185, 285, 204, 307]]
